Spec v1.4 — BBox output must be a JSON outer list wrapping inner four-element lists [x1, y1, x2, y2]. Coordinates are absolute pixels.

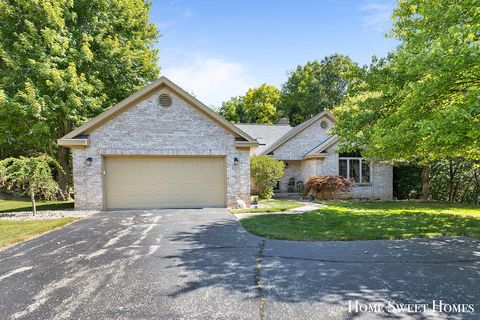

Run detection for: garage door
[[104, 156, 226, 209]]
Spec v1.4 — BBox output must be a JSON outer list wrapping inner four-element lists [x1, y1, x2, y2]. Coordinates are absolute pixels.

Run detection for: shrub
[[305, 176, 352, 200], [250, 155, 285, 199]]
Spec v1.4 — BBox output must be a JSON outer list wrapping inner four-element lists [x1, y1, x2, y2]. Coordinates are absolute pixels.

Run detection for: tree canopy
[[0, 0, 160, 194], [0, 156, 62, 215], [243, 84, 280, 124], [218, 56, 360, 126], [280, 54, 359, 126], [333, 0, 480, 163], [218, 84, 281, 124], [218, 96, 245, 123]]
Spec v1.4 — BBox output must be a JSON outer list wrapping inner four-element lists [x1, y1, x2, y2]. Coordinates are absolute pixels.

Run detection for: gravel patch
[[0, 209, 98, 220]]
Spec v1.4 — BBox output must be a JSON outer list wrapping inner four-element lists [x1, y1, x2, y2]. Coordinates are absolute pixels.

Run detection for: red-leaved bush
[[305, 176, 352, 200]]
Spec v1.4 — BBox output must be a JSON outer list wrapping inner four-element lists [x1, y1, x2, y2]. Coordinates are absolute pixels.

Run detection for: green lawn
[[239, 201, 480, 241], [0, 199, 74, 213], [0, 218, 77, 248], [231, 199, 303, 214]]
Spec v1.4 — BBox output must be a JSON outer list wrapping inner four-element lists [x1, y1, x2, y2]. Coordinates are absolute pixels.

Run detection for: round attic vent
[[320, 120, 328, 129], [158, 93, 173, 107]]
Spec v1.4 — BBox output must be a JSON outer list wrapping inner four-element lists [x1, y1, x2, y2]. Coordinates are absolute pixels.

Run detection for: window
[[297, 180, 304, 193], [338, 158, 370, 183], [339, 159, 348, 178], [361, 161, 370, 183], [273, 181, 280, 191], [350, 159, 360, 182], [287, 177, 296, 192]]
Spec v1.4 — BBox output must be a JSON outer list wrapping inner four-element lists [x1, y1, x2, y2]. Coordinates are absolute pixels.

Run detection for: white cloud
[[162, 56, 255, 107], [359, 0, 396, 34]]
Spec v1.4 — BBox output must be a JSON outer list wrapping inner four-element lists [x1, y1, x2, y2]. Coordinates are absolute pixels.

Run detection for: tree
[[218, 84, 281, 124], [393, 165, 423, 199], [333, 0, 480, 199], [243, 84, 281, 124], [250, 155, 285, 199], [429, 159, 480, 204], [218, 96, 246, 123], [0, 156, 62, 216], [280, 55, 359, 125], [0, 0, 160, 197]]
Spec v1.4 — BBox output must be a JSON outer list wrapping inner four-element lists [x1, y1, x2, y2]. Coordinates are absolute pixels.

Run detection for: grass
[[0, 199, 74, 213], [239, 201, 480, 241], [0, 218, 77, 248], [231, 199, 303, 214]]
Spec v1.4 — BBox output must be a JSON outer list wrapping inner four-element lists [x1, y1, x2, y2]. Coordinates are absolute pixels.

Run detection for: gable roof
[[58, 76, 257, 147], [303, 135, 339, 159], [235, 124, 292, 155], [261, 111, 336, 155]]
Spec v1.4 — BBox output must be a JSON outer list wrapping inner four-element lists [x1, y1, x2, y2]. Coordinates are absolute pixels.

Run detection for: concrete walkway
[[235, 201, 325, 219]]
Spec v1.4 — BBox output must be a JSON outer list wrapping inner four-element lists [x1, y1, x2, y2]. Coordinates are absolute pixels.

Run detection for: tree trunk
[[57, 145, 71, 200], [30, 191, 36, 217], [421, 164, 430, 201], [57, 118, 72, 200]]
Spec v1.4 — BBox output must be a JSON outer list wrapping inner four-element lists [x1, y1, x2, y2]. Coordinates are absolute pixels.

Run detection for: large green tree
[[280, 54, 359, 125], [218, 96, 246, 123], [243, 84, 280, 124], [0, 0, 160, 196], [218, 84, 280, 124], [333, 0, 480, 199]]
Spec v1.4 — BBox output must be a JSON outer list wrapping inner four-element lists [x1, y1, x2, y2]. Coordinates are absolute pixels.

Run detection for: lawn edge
[[0, 218, 83, 251], [238, 219, 480, 242], [230, 200, 304, 214]]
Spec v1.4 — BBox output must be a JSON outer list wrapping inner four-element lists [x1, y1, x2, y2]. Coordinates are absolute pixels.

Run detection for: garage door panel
[[104, 156, 226, 209]]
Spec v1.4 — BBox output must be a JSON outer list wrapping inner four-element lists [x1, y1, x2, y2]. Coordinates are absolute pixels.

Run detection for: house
[[59, 77, 392, 210], [236, 112, 393, 200], [58, 77, 258, 210]]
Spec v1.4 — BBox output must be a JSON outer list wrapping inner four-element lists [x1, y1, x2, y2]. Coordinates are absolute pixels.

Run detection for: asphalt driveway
[[0, 209, 479, 319]]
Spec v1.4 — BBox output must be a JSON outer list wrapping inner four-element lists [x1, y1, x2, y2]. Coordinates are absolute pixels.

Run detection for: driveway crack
[[255, 239, 266, 320]]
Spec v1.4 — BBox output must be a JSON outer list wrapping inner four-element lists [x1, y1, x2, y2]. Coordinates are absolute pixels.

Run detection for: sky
[[150, 0, 399, 107]]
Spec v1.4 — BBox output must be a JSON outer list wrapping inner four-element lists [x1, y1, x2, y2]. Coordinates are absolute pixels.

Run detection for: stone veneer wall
[[273, 118, 393, 199], [72, 87, 250, 209], [273, 117, 334, 160], [279, 157, 393, 199], [322, 144, 393, 200], [279, 161, 302, 192]]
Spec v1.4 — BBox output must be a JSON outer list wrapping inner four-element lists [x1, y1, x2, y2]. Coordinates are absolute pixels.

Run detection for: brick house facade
[[59, 77, 392, 210], [237, 112, 393, 200], [59, 77, 257, 210]]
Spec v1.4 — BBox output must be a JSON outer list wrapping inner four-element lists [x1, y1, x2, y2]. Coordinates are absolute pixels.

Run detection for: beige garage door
[[104, 156, 226, 209]]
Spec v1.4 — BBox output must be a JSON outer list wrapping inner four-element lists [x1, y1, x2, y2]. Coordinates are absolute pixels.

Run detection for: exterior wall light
[[85, 157, 93, 166], [234, 157, 239, 166]]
